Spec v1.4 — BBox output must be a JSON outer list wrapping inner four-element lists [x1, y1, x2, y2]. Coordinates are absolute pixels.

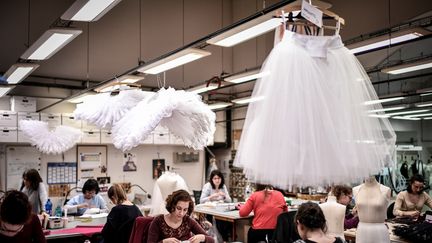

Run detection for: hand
[[351, 207, 358, 216], [162, 238, 181, 243], [77, 203, 89, 209], [405, 210, 420, 218], [189, 234, 205, 243], [218, 191, 226, 197], [210, 193, 219, 199]]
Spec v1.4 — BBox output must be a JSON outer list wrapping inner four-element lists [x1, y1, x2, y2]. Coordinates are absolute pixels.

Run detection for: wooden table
[[344, 223, 410, 243], [194, 204, 253, 241], [46, 214, 107, 241]]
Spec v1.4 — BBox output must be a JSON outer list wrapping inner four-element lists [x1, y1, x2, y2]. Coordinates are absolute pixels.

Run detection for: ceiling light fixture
[[20, 28, 82, 60], [347, 28, 429, 54], [406, 112, 432, 118], [386, 109, 430, 116], [95, 75, 144, 92], [61, 0, 122, 22], [368, 114, 390, 118], [187, 83, 219, 94], [225, 69, 270, 83], [4, 63, 40, 84], [391, 116, 421, 121], [381, 58, 432, 75], [138, 48, 211, 75], [415, 101, 432, 107], [232, 96, 264, 104], [368, 105, 407, 113], [68, 93, 96, 103], [208, 102, 232, 110], [364, 96, 405, 105], [0, 87, 12, 98]]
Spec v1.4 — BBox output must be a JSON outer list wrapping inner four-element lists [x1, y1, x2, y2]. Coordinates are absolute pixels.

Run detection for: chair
[[193, 190, 202, 204], [272, 211, 300, 243], [387, 201, 396, 219], [128, 216, 154, 243]]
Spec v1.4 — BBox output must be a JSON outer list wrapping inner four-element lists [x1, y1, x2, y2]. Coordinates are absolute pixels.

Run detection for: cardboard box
[[101, 130, 112, 144], [61, 113, 82, 129], [10, 96, 37, 112], [81, 129, 101, 144], [0, 127, 18, 142], [17, 130, 32, 143], [0, 110, 17, 127], [40, 113, 61, 128], [17, 112, 39, 128]]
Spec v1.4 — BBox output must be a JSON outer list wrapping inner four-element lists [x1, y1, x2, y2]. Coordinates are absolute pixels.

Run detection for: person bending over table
[[102, 184, 142, 243], [0, 190, 46, 243], [147, 189, 214, 243], [20, 169, 48, 215], [64, 178, 108, 215], [332, 185, 359, 229], [393, 174, 432, 218]]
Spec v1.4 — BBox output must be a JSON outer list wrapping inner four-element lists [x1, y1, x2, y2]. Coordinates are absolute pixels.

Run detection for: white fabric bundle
[[19, 120, 82, 154], [73, 90, 150, 129], [112, 87, 215, 151]]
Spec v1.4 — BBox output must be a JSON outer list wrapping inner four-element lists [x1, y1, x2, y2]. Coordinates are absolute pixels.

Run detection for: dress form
[[354, 176, 390, 243], [319, 195, 346, 239]]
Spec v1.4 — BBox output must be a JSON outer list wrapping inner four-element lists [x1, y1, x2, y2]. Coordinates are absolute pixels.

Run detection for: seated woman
[[393, 174, 432, 218], [294, 202, 344, 243], [147, 189, 214, 243], [102, 184, 143, 243], [239, 184, 287, 243], [64, 178, 108, 215], [332, 185, 359, 229], [199, 170, 231, 203], [0, 190, 46, 243], [20, 169, 48, 215]]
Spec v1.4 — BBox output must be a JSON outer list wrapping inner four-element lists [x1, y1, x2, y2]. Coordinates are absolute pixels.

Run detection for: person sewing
[[20, 169, 48, 215], [0, 190, 46, 243], [64, 178, 108, 215], [199, 170, 232, 203], [147, 189, 214, 243], [331, 185, 359, 229], [393, 174, 432, 218], [102, 184, 142, 243]]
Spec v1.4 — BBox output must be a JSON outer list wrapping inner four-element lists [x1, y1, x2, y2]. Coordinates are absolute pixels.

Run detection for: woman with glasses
[[393, 174, 432, 218], [64, 178, 108, 215], [147, 189, 214, 243], [332, 185, 359, 229], [0, 190, 46, 243], [20, 169, 48, 215]]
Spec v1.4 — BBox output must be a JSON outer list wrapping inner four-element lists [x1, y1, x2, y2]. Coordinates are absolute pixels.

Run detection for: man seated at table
[[64, 179, 108, 215]]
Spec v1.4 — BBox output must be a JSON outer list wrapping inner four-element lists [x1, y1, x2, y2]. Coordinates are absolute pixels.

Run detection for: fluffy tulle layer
[[112, 87, 215, 151], [234, 31, 396, 188], [73, 90, 150, 129], [19, 120, 82, 154]]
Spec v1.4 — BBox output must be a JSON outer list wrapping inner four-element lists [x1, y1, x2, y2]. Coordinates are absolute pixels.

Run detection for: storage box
[[18, 112, 39, 128], [18, 130, 32, 143], [40, 113, 61, 128], [0, 110, 17, 127], [0, 127, 18, 143], [140, 134, 154, 144], [153, 131, 170, 144], [10, 96, 37, 112], [81, 130, 101, 144], [61, 113, 82, 129], [101, 130, 112, 144], [82, 121, 99, 130]]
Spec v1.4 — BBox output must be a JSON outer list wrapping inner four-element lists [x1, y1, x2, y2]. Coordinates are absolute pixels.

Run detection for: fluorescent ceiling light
[[348, 28, 429, 54], [95, 75, 144, 92], [208, 102, 232, 110], [392, 116, 421, 121], [368, 114, 390, 118], [207, 14, 281, 47], [232, 96, 264, 104], [368, 105, 407, 113], [225, 70, 269, 83], [364, 96, 405, 105], [21, 29, 82, 60], [68, 93, 95, 103], [423, 117, 432, 120], [0, 87, 12, 97], [4, 63, 39, 84], [406, 112, 432, 118], [381, 59, 432, 75], [138, 48, 211, 75], [386, 109, 430, 116], [61, 0, 122, 22], [415, 101, 432, 107], [187, 83, 218, 94]]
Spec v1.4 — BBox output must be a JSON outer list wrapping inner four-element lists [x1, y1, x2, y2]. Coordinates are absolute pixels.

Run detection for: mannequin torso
[[319, 196, 346, 239]]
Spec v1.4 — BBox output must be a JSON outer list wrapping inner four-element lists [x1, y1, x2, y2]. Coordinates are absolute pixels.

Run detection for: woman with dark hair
[[64, 178, 107, 215], [102, 184, 142, 243], [199, 170, 231, 203], [332, 185, 359, 229], [147, 189, 214, 243], [393, 174, 432, 218], [0, 190, 46, 243], [239, 184, 287, 243], [294, 202, 344, 243], [20, 169, 48, 215]]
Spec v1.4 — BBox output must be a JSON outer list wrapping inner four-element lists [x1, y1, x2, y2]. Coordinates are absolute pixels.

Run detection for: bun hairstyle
[[108, 184, 128, 205], [295, 202, 327, 232], [165, 189, 194, 215]]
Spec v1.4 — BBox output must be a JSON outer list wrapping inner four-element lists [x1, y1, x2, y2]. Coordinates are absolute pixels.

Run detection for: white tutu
[[19, 120, 82, 154], [234, 31, 396, 188], [73, 90, 150, 129], [112, 87, 215, 151]]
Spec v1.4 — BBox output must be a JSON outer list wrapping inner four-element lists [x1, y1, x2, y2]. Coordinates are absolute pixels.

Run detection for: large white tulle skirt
[[234, 31, 396, 188], [356, 222, 390, 243]]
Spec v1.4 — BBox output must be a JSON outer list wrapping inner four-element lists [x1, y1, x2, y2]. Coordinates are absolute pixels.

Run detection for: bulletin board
[[77, 145, 107, 186], [6, 146, 41, 190]]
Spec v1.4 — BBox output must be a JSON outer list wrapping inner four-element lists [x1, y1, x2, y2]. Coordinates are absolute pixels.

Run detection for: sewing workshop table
[[45, 215, 107, 241], [194, 204, 253, 241], [344, 222, 410, 243]]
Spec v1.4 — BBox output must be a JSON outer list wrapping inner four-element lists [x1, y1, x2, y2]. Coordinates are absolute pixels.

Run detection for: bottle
[[45, 199, 53, 216], [55, 205, 62, 217]]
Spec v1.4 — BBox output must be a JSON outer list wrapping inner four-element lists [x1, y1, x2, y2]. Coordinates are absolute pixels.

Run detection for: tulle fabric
[[234, 31, 396, 188], [73, 90, 151, 129], [112, 87, 215, 151], [356, 222, 390, 243], [19, 120, 82, 154]]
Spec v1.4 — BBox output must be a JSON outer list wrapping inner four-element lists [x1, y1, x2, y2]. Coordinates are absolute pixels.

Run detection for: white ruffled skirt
[[234, 31, 396, 188]]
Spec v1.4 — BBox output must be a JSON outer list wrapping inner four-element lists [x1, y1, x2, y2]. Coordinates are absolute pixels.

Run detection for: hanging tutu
[[234, 31, 396, 188], [19, 120, 82, 154], [112, 87, 215, 151], [73, 90, 151, 129]]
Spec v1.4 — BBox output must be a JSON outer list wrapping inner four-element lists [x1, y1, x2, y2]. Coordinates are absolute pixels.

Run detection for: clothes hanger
[[96, 81, 141, 94]]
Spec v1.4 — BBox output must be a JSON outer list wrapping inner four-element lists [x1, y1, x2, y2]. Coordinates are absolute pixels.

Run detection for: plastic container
[[45, 199, 52, 216], [55, 205, 62, 217]]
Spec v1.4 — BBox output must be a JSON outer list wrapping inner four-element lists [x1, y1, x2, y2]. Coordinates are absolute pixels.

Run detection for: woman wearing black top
[[102, 184, 142, 243]]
